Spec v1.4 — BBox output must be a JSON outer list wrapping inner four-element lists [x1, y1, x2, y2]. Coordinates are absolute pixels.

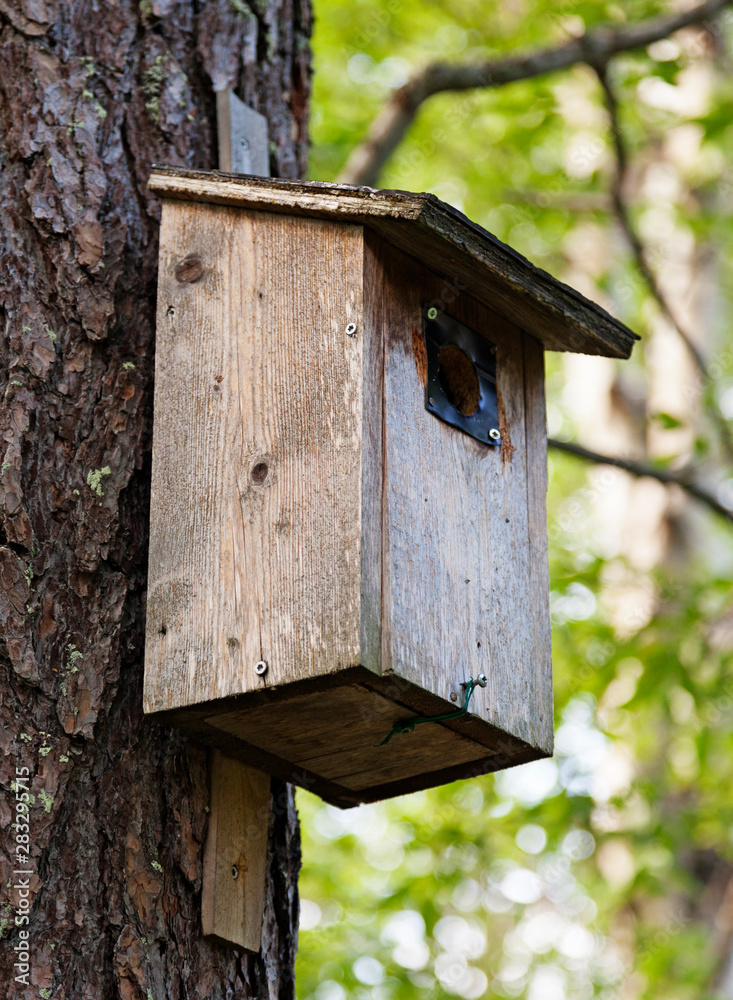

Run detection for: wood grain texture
[[371, 235, 551, 753], [146, 664, 539, 806], [359, 238, 385, 673], [148, 167, 639, 360], [202, 752, 270, 952], [208, 684, 494, 791], [522, 333, 554, 751], [144, 202, 366, 713]]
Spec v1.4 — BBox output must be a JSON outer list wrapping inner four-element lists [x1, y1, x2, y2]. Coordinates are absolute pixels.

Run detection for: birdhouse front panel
[[145, 200, 369, 711], [144, 168, 637, 806]]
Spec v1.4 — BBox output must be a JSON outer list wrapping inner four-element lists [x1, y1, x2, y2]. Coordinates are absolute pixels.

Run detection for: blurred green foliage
[[297, 2, 733, 998]]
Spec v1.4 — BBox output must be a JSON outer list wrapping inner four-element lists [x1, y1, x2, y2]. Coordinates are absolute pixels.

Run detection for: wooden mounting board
[[202, 751, 270, 951]]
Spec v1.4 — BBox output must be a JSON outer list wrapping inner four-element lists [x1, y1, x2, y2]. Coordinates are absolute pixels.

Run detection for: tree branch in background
[[595, 65, 707, 371], [340, 0, 733, 187], [595, 63, 733, 464], [549, 437, 733, 524], [504, 189, 612, 213]]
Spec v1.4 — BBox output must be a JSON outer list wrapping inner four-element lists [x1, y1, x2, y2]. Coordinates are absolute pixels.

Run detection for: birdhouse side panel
[[366, 234, 553, 754], [144, 202, 367, 714], [359, 237, 387, 675], [522, 332, 552, 752]]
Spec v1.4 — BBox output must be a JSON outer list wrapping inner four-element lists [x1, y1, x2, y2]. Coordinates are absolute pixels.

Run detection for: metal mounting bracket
[[423, 304, 501, 446]]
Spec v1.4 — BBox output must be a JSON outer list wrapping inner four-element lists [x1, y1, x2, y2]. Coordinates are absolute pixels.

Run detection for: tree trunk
[[0, 2, 311, 996]]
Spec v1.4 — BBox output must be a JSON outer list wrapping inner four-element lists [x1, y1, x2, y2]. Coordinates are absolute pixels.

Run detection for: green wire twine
[[378, 674, 487, 746]]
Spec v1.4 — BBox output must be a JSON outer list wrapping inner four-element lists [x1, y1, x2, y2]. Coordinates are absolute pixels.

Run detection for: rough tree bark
[[0, 2, 311, 997]]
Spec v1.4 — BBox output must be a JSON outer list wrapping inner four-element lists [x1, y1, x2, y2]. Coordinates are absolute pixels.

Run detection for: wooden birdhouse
[[144, 166, 636, 809]]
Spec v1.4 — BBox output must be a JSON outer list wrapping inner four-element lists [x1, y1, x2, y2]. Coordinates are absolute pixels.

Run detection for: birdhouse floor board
[[208, 684, 487, 790], [149, 672, 546, 807]]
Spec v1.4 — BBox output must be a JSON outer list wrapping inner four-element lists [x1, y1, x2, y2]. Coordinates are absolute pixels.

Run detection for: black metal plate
[[423, 305, 501, 446]]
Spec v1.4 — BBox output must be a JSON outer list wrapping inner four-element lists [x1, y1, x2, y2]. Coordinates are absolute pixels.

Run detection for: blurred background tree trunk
[[0, 2, 311, 996]]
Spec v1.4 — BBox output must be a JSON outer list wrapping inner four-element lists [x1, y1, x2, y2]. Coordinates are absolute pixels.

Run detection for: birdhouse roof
[[149, 166, 638, 359]]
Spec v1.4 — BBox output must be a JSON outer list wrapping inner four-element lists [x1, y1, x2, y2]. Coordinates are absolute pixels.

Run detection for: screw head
[[232, 865, 239, 880], [450, 690, 459, 703], [240, 138, 249, 149], [427, 306, 438, 320], [489, 428, 501, 442], [428, 397, 435, 407], [345, 322, 357, 337], [476, 673, 488, 688], [255, 660, 268, 676]]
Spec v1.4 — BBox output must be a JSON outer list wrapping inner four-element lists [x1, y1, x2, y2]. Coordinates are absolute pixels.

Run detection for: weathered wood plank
[[523, 333, 554, 751], [148, 166, 639, 359], [202, 751, 270, 952], [359, 235, 384, 672], [144, 201, 365, 714], [148, 664, 542, 806], [208, 684, 492, 791], [369, 236, 551, 753]]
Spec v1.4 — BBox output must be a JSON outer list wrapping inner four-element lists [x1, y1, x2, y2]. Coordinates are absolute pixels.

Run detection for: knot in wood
[[175, 255, 203, 283], [250, 461, 269, 485]]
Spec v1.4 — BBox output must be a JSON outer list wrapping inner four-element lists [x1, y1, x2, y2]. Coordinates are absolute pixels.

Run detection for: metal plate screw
[[255, 660, 268, 676], [232, 865, 239, 880], [427, 306, 438, 320], [345, 322, 357, 337], [489, 428, 501, 442]]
